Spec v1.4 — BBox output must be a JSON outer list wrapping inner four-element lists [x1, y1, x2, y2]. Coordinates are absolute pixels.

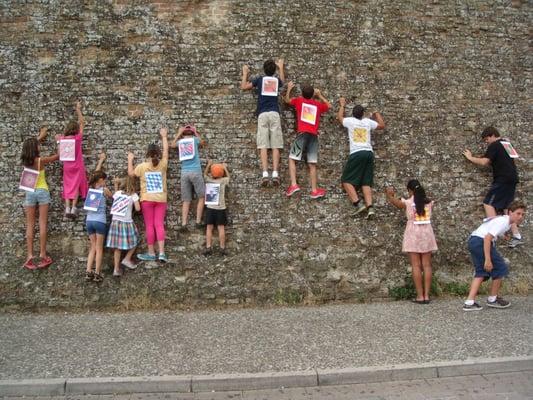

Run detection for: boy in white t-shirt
[[337, 98, 385, 219], [463, 201, 526, 311]]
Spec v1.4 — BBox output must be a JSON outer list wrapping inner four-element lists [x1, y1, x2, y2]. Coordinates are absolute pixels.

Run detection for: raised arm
[[75, 100, 84, 135], [170, 126, 185, 149], [204, 159, 212, 179], [160, 127, 169, 159], [462, 150, 490, 167], [95, 152, 106, 172], [276, 58, 285, 82], [385, 187, 406, 209], [222, 162, 230, 180], [372, 111, 385, 130], [37, 126, 48, 142], [314, 89, 331, 109], [284, 81, 295, 104], [240, 65, 253, 90], [337, 97, 346, 124], [128, 152, 136, 177]]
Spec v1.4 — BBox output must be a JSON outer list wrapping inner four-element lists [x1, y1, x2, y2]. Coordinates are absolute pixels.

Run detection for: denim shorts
[[289, 133, 318, 163], [24, 189, 51, 207], [468, 236, 508, 280], [86, 221, 107, 235]]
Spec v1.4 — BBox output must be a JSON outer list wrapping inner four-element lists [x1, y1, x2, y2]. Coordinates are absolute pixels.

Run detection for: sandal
[[411, 299, 425, 305], [37, 256, 53, 269], [85, 271, 95, 281], [93, 273, 104, 283], [23, 258, 37, 270]]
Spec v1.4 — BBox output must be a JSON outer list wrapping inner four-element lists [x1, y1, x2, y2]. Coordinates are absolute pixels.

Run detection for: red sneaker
[[310, 188, 326, 199], [286, 184, 301, 197]]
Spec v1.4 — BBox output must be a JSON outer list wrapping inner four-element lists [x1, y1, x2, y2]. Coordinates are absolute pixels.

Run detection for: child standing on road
[[283, 81, 330, 198], [128, 128, 169, 264], [106, 175, 141, 277], [462, 201, 526, 311], [20, 126, 59, 269], [386, 180, 438, 304], [170, 124, 206, 230], [203, 161, 230, 256], [57, 100, 88, 219], [85, 153, 112, 283], [337, 98, 385, 218], [241, 58, 285, 186]]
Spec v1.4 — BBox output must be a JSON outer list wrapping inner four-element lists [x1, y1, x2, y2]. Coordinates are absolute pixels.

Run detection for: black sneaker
[[219, 247, 228, 256], [487, 297, 510, 309], [463, 302, 483, 311], [203, 247, 213, 256]]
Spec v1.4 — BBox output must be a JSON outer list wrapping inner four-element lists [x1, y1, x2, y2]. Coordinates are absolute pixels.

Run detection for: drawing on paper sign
[[84, 188, 103, 211], [352, 128, 368, 143], [301, 103, 318, 125], [205, 183, 221, 206], [110, 195, 129, 217], [261, 77, 278, 96], [145, 172, 163, 194], [19, 168, 39, 192], [178, 137, 195, 161], [500, 141, 519, 158], [59, 139, 76, 161]]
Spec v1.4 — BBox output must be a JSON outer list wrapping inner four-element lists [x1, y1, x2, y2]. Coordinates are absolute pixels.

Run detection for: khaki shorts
[[257, 111, 283, 149]]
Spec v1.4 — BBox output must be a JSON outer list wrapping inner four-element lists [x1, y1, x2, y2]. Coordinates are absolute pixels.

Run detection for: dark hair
[[21, 138, 40, 167], [89, 170, 107, 188], [146, 143, 161, 167], [263, 59, 276, 76], [302, 84, 314, 99], [508, 201, 526, 212], [481, 126, 500, 139], [352, 105, 365, 119], [407, 179, 430, 217], [64, 120, 79, 136]]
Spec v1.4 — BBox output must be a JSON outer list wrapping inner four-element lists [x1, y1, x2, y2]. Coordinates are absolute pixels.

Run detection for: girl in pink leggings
[[128, 128, 169, 265]]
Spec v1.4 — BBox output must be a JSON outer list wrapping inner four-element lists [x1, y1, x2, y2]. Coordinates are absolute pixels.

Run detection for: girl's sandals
[[23, 258, 37, 270], [93, 273, 104, 283], [36, 256, 53, 269], [85, 271, 95, 281]]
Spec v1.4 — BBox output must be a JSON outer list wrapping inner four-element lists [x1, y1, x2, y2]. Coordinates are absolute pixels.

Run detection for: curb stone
[[0, 356, 531, 397]]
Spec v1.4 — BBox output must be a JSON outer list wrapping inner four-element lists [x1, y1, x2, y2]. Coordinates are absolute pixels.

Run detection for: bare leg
[[38, 204, 49, 258], [218, 225, 226, 249], [157, 241, 165, 255], [181, 201, 191, 226], [196, 198, 204, 224], [272, 148, 280, 173], [308, 163, 318, 192], [95, 234, 105, 274], [342, 183, 359, 203], [260, 148, 269, 173], [25, 206, 36, 262], [409, 253, 424, 301], [483, 203, 497, 217], [288, 158, 298, 186], [362, 186, 373, 207], [86, 234, 96, 272], [489, 278, 502, 297], [421, 252, 433, 300], [206, 225, 214, 248], [113, 249, 121, 274], [147, 244, 156, 255], [467, 277, 485, 301], [123, 248, 136, 263]]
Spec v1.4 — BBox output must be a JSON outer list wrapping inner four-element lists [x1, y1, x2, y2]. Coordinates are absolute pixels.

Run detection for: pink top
[[60, 132, 88, 199]]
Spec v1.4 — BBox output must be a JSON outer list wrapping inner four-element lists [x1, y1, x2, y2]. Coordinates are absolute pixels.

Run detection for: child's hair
[[210, 164, 225, 179], [302, 84, 314, 99], [352, 105, 365, 119], [263, 59, 276, 76], [21, 138, 40, 167], [120, 175, 137, 195], [508, 201, 526, 212], [89, 170, 107, 188], [407, 179, 430, 217], [64, 120, 79, 136], [481, 126, 500, 139], [146, 143, 161, 167]]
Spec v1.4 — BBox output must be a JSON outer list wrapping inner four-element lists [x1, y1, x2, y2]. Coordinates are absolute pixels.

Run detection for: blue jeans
[[468, 236, 508, 280]]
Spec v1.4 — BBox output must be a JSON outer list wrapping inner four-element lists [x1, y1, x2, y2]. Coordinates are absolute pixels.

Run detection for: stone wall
[[0, 0, 531, 309]]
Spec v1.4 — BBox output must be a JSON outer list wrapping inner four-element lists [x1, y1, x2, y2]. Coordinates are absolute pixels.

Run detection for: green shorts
[[341, 151, 374, 187]]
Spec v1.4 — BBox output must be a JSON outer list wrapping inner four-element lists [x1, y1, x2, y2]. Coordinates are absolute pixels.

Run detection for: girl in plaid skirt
[[106, 175, 141, 276]]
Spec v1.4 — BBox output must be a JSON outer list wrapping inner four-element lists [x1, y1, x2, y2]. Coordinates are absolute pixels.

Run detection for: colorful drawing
[[261, 77, 279, 96], [500, 141, 519, 158], [59, 139, 76, 161], [178, 137, 195, 161], [145, 172, 163, 194], [84, 188, 104, 212], [352, 128, 368, 143], [301, 103, 318, 125], [19, 168, 39, 192], [205, 182, 221, 206], [110, 194, 130, 217], [413, 204, 431, 225]]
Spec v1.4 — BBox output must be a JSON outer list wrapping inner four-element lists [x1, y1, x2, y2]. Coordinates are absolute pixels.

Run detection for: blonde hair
[[119, 175, 137, 195]]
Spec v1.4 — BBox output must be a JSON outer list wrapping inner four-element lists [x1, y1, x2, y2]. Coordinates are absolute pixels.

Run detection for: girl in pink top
[[386, 179, 438, 304], [57, 101, 88, 218]]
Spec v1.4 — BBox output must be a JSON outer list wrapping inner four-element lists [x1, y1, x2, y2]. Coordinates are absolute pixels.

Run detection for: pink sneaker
[[310, 188, 326, 199], [286, 184, 301, 197]]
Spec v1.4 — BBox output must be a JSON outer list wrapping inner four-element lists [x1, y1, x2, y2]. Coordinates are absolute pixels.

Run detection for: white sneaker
[[121, 259, 137, 270]]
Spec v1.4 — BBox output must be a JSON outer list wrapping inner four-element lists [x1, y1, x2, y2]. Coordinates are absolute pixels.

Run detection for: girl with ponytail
[[386, 179, 438, 304]]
